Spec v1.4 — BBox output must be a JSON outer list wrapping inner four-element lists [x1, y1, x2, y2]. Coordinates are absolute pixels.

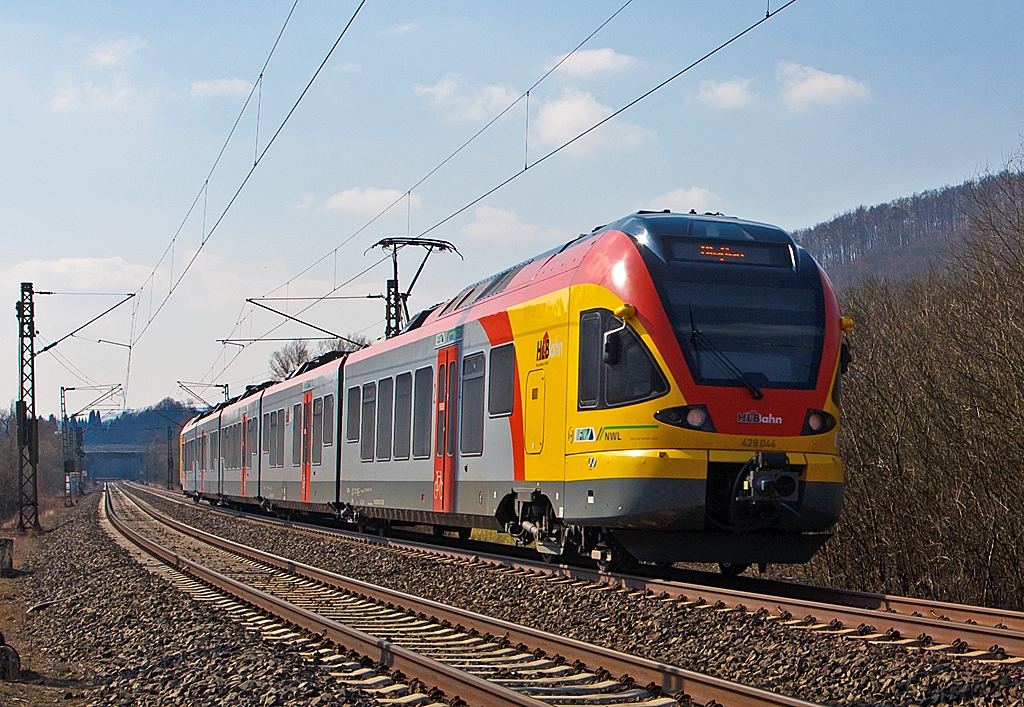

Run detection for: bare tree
[[269, 341, 314, 381], [317, 333, 370, 354]]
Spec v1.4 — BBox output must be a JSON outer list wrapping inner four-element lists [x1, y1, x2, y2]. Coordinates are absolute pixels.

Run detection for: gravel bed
[[16, 494, 375, 706], [136, 488, 1024, 707]]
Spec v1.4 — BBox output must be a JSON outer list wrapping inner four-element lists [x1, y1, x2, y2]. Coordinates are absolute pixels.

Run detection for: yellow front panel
[[804, 453, 844, 483], [566, 449, 706, 481]]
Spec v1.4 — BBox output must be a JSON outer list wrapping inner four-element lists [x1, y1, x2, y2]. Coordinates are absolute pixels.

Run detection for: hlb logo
[[536, 332, 563, 361], [537, 332, 551, 361], [737, 411, 783, 424]]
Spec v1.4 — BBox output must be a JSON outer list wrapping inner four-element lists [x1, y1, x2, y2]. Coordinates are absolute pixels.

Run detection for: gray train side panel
[[340, 321, 516, 520], [259, 365, 341, 504]]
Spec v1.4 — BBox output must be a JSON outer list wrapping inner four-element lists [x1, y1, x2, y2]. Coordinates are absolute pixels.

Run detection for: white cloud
[[325, 187, 421, 215], [777, 62, 870, 110], [50, 76, 154, 112], [2, 256, 152, 291], [415, 74, 518, 122], [89, 38, 147, 69], [550, 48, 635, 76], [461, 206, 536, 242], [333, 62, 361, 74], [534, 88, 649, 155], [191, 78, 250, 98], [380, 22, 415, 37], [697, 78, 753, 108], [648, 187, 722, 214]]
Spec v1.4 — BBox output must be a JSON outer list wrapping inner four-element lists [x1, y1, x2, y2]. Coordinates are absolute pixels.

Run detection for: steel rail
[[114, 485, 820, 707], [129, 483, 1024, 658], [105, 489, 545, 707]]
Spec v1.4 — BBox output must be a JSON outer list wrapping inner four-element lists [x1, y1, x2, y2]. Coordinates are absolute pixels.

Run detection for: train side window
[[461, 353, 486, 455], [276, 408, 285, 467], [248, 418, 257, 466], [488, 343, 515, 417], [312, 397, 323, 465], [604, 320, 669, 406], [578, 309, 668, 409], [578, 312, 602, 408], [292, 403, 302, 466], [322, 394, 334, 446], [263, 413, 271, 453], [212, 431, 219, 470], [393, 372, 412, 460], [376, 378, 394, 461], [412, 367, 433, 459], [346, 386, 360, 443], [269, 414, 277, 467], [360, 383, 376, 462]]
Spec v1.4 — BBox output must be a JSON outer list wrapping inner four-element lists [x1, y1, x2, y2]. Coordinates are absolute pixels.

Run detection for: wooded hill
[[793, 180, 977, 285], [781, 160, 1024, 610]]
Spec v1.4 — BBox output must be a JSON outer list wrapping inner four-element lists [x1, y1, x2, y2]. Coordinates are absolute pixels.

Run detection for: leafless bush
[[784, 156, 1024, 609]]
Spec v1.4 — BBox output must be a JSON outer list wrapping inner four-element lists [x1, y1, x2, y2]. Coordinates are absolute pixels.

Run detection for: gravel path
[[135, 488, 1024, 707], [7, 492, 375, 707]]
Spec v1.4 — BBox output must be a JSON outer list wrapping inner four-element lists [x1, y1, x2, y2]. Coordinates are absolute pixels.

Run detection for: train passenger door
[[301, 391, 312, 502], [433, 345, 459, 513], [199, 431, 206, 492], [240, 415, 248, 497], [525, 370, 546, 454]]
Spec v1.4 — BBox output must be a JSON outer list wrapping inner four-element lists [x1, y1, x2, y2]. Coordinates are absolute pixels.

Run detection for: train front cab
[[555, 215, 846, 567]]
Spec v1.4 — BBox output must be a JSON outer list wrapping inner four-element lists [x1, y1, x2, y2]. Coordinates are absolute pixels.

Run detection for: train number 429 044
[[741, 438, 776, 449]]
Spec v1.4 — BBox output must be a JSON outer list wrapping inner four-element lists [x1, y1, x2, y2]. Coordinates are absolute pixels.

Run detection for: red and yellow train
[[182, 210, 850, 572]]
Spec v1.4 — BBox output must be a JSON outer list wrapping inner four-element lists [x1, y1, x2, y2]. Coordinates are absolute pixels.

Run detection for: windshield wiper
[[688, 303, 763, 400]]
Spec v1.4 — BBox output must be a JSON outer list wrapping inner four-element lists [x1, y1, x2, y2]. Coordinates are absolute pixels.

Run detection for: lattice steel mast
[[16, 282, 41, 532]]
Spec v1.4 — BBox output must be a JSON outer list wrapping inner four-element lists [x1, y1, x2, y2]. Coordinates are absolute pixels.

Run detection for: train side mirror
[[603, 331, 622, 365]]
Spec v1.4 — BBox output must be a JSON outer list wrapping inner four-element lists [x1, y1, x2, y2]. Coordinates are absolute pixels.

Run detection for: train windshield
[[653, 256, 825, 390]]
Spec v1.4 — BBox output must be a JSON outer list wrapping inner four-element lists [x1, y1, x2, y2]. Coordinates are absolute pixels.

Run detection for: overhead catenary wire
[[259, 0, 636, 302], [200, 1, 799, 392], [415, 0, 799, 241], [130, 0, 367, 351], [207, 0, 637, 380]]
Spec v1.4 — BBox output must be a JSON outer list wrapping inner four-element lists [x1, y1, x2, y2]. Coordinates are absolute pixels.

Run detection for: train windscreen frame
[[644, 241, 825, 391]]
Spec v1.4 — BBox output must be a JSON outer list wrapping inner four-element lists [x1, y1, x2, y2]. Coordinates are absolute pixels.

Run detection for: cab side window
[[577, 308, 669, 409]]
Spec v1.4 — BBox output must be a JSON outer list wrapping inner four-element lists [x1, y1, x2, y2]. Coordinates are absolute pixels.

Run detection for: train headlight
[[655, 405, 715, 432], [686, 407, 708, 428], [801, 409, 836, 435]]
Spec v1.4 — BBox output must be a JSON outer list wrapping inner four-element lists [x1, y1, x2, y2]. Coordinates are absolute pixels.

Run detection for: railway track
[[106, 484, 819, 707], [128, 483, 1024, 663]]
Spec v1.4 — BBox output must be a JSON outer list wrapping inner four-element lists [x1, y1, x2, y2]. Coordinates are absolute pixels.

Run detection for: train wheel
[[457, 527, 471, 540], [718, 562, 750, 576]]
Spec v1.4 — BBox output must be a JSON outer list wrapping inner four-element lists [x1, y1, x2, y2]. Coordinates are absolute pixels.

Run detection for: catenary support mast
[[16, 282, 41, 532]]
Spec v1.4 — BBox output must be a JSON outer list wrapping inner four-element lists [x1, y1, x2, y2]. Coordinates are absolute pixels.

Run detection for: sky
[[1, 0, 1022, 418]]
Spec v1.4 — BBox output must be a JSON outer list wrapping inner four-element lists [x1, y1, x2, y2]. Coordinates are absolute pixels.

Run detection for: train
[[181, 210, 851, 573]]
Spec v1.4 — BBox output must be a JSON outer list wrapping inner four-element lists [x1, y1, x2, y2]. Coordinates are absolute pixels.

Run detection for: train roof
[[420, 211, 795, 323], [606, 211, 796, 245]]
